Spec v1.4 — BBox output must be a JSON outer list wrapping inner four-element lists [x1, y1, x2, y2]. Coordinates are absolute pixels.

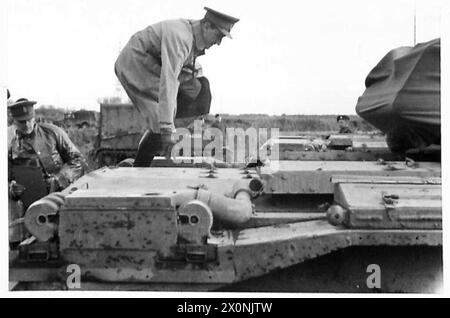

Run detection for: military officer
[[337, 115, 353, 134], [115, 7, 239, 166]]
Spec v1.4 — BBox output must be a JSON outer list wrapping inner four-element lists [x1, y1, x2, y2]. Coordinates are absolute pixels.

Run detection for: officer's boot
[[133, 130, 162, 167]]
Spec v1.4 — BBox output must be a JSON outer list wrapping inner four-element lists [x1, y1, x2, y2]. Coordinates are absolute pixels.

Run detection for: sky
[[1, 0, 444, 115]]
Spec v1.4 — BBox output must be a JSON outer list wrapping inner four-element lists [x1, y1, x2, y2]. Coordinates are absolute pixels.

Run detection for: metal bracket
[[382, 191, 399, 221], [187, 184, 208, 191], [201, 171, 218, 178], [383, 164, 404, 171], [18, 239, 59, 262], [185, 248, 208, 263], [157, 244, 217, 264], [382, 192, 399, 205]]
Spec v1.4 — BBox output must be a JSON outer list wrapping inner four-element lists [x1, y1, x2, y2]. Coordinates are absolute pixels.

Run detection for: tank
[[9, 136, 442, 292], [95, 103, 146, 166], [96, 103, 213, 167], [9, 40, 442, 293]]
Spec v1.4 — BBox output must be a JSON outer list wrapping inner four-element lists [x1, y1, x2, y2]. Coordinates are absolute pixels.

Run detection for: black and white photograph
[[2, 0, 446, 297]]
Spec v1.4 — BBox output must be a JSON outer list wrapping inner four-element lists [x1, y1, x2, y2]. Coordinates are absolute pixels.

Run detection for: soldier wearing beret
[[337, 115, 353, 134], [115, 7, 239, 166]]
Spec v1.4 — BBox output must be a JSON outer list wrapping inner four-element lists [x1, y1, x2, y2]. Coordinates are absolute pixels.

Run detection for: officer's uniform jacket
[[8, 122, 86, 186], [114, 19, 207, 133]]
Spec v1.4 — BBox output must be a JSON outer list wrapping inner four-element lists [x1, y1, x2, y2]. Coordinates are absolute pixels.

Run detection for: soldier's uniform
[[8, 98, 86, 246], [8, 122, 85, 190], [114, 7, 239, 166]]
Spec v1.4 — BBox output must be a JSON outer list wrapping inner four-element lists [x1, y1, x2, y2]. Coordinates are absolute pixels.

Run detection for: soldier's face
[[14, 117, 35, 135], [338, 119, 349, 128], [202, 23, 225, 49]]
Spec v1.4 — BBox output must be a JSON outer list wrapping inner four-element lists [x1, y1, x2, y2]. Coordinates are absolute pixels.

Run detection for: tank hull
[[10, 161, 442, 292]]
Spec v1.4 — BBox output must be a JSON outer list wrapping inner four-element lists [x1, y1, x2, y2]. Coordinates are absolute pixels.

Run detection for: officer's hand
[[54, 173, 70, 190], [9, 181, 26, 200], [47, 176, 60, 193], [160, 129, 175, 160]]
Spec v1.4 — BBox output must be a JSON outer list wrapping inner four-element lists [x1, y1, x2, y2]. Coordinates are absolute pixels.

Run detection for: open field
[[32, 106, 380, 171]]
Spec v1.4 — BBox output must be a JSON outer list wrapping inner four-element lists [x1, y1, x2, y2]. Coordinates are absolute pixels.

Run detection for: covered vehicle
[[356, 38, 440, 154], [63, 110, 98, 129]]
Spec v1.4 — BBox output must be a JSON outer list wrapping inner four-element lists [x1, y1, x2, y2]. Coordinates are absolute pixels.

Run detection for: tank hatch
[[330, 182, 441, 229]]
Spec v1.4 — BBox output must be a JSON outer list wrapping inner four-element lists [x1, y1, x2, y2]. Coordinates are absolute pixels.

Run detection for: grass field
[[219, 113, 376, 132], [34, 106, 380, 170]]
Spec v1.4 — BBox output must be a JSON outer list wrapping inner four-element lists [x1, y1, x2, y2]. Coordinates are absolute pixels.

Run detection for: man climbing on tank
[[114, 7, 239, 167]]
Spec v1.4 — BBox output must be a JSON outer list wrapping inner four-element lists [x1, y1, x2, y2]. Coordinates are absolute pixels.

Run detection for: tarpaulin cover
[[356, 38, 440, 152]]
